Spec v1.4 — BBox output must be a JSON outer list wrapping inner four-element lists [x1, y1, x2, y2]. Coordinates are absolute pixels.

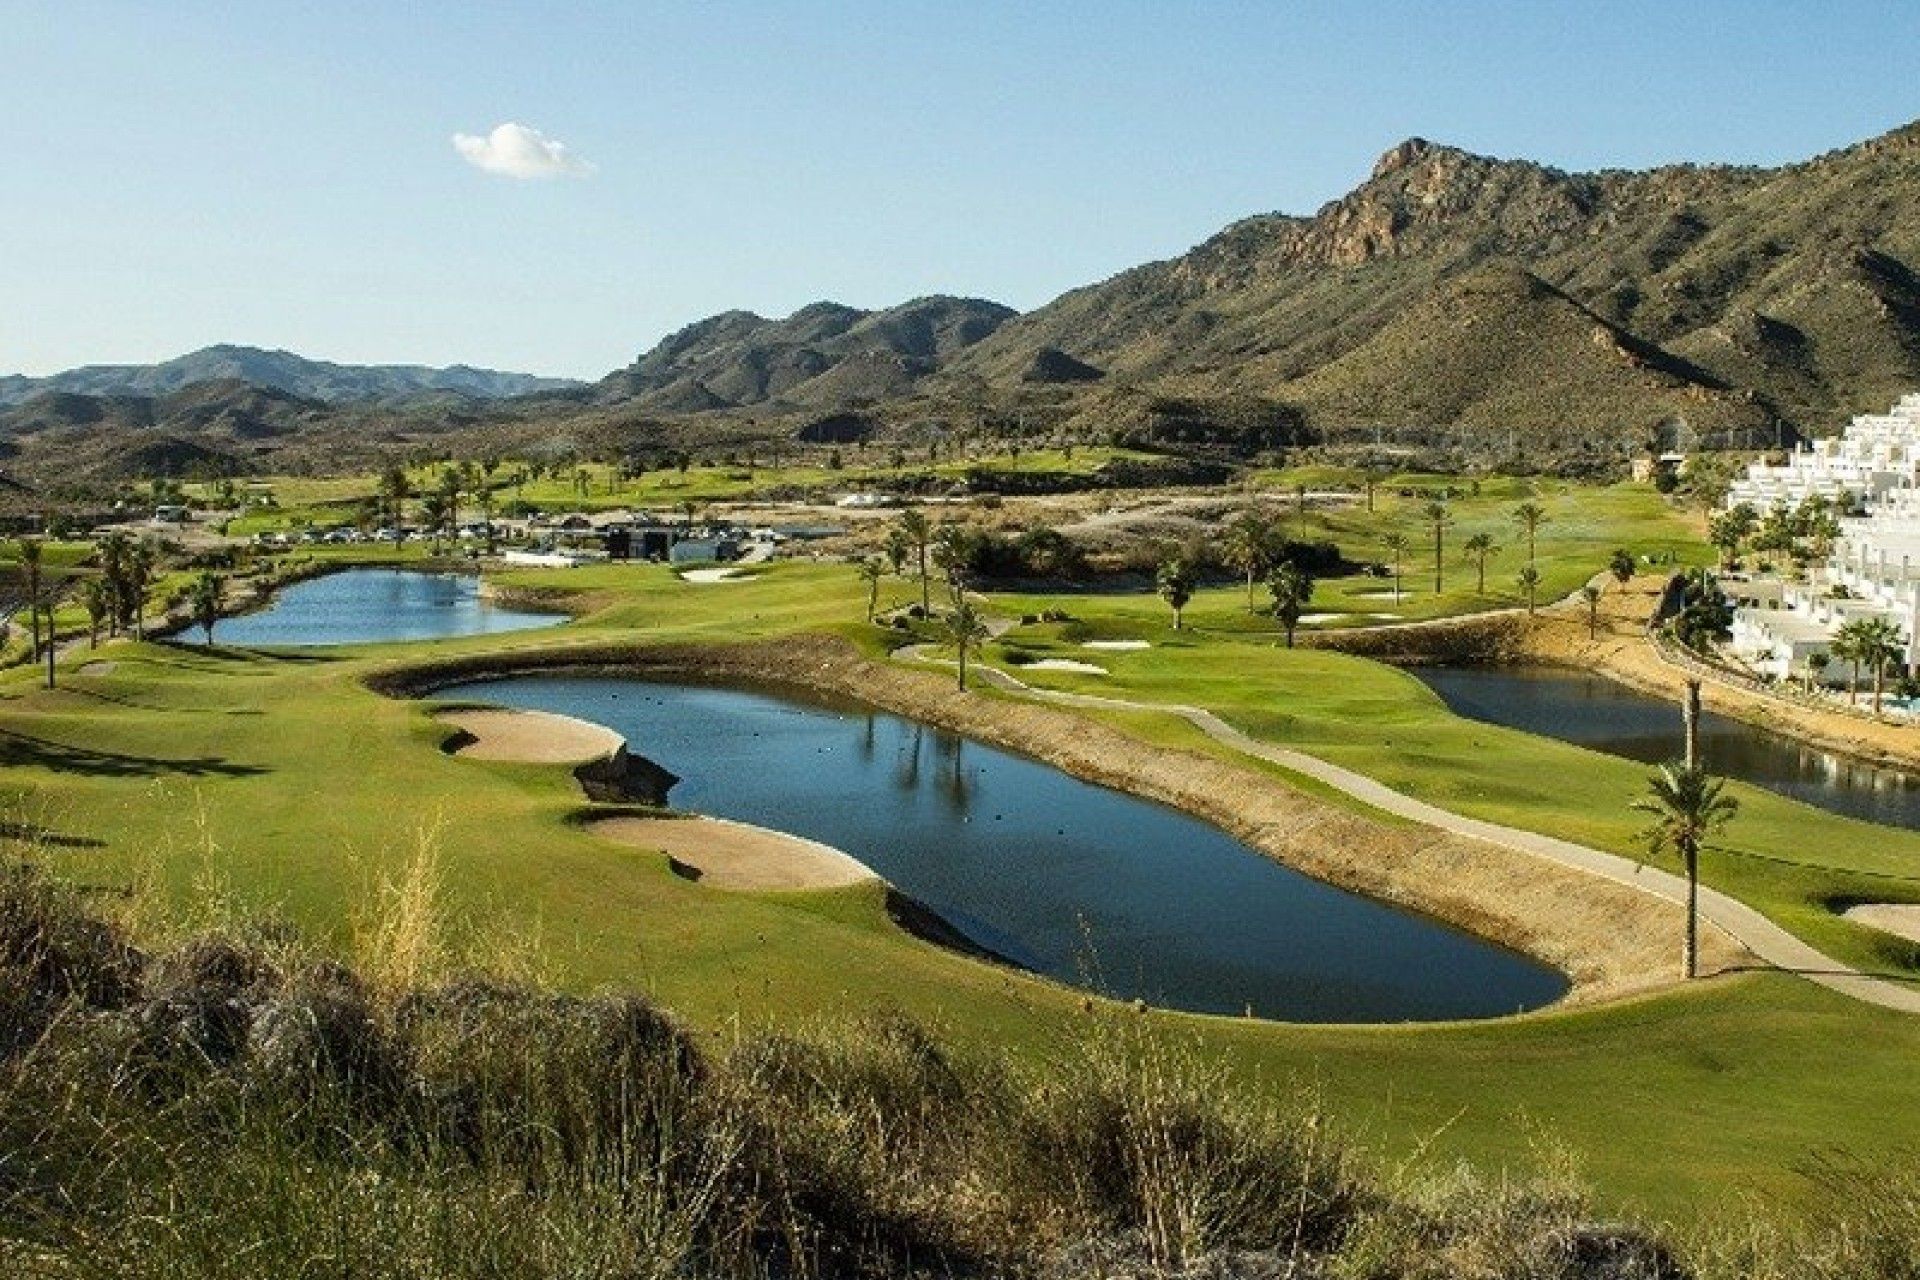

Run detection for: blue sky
[[4, 1, 1917, 379]]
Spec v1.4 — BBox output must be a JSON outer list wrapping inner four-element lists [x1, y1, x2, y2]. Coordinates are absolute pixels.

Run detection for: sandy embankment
[[438, 708, 624, 763], [437, 706, 870, 891], [1844, 904, 1920, 945], [590, 815, 877, 891]]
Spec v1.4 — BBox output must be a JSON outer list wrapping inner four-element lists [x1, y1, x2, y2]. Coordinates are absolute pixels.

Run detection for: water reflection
[[219, 570, 561, 647], [438, 674, 1569, 1023], [1415, 665, 1920, 830]]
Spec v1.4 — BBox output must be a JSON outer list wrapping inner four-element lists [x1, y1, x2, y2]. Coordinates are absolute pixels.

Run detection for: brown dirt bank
[[1322, 575, 1920, 775], [370, 635, 1741, 1007]]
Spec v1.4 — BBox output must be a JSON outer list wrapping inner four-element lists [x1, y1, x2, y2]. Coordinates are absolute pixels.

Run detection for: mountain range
[[0, 345, 581, 407], [7, 118, 1920, 490]]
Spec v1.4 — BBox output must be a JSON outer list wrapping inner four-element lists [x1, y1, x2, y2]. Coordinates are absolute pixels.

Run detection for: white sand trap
[[1843, 903, 1920, 945], [77, 661, 118, 675], [1298, 613, 1344, 625], [680, 567, 755, 584], [438, 708, 623, 764], [1370, 613, 1402, 620], [1082, 640, 1150, 651], [591, 814, 876, 891], [1024, 658, 1107, 675], [1353, 590, 1411, 601]]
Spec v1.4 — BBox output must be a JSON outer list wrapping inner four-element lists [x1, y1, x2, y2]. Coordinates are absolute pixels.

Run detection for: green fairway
[[4, 553, 1919, 1226]]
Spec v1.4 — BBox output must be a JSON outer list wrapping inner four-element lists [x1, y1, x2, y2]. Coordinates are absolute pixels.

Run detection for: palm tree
[[1381, 532, 1409, 605], [1224, 509, 1276, 611], [125, 539, 156, 641], [379, 467, 411, 546], [1609, 547, 1636, 588], [856, 556, 886, 622], [16, 538, 43, 663], [1632, 762, 1738, 979], [1581, 585, 1603, 639], [80, 578, 111, 649], [1517, 564, 1542, 616], [1462, 532, 1496, 594], [1156, 554, 1196, 631], [897, 510, 932, 611], [1846, 617, 1905, 715], [1423, 500, 1452, 594], [1513, 501, 1549, 567], [189, 571, 223, 645], [947, 598, 989, 691], [1267, 561, 1313, 648], [98, 533, 130, 639], [1828, 617, 1892, 709]]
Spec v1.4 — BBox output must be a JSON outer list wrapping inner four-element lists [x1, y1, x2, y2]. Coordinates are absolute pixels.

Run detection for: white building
[[1725, 394, 1920, 686]]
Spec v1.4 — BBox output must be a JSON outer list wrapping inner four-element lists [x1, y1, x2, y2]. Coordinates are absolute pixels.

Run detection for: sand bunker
[[680, 567, 754, 584], [1023, 658, 1107, 675], [1082, 640, 1150, 651], [591, 814, 876, 891], [1298, 613, 1343, 625], [438, 708, 624, 764], [1843, 903, 1920, 945], [77, 661, 118, 675], [1353, 590, 1410, 601]]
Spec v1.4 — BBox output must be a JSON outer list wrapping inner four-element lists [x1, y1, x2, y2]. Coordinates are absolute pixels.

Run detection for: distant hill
[[942, 121, 1920, 454], [0, 345, 582, 406], [8, 121, 1920, 489], [595, 296, 1016, 411]]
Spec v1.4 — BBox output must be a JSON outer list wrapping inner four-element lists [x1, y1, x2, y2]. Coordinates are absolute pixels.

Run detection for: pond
[[217, 569, 562, 647], [1414, 665, 1920, 831], [436, 675, 1569, 1023]]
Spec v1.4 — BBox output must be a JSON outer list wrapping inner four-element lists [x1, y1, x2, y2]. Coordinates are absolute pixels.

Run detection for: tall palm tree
[[80, 577, 111, 649], [379, 467, 411, 546], [16, 538, 43, 664], [1267, 561, 1313, 648], [1632, 762, 1739, 979], [97, 533, 130, 639], [897, 510, 932, 611], [1847, 617, 1905, 715], [1829, 618, 1883, 708], [1423, 500, 1452, 594], [1462, 532, 1496, 594], [856, 556, 886, 622], [947, 598, 989, 692], [1513, 502, 1549, 567], [189, 571, 223, 645], [1581, 585, 1603, 639], [1224, 508, 1276, 611], [1517, 564, 1542, 616], [1381, 532, 1409, 605], [1156, 553, 1196, 630], [125, 539, 156, 641]]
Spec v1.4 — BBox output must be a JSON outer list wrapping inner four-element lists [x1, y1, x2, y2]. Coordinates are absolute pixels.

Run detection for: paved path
[[900, 643, 1920, 1014]]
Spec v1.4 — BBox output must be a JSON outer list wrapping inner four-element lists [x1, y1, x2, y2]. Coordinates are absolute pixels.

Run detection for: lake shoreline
[[370, 634, 1742, 1010]]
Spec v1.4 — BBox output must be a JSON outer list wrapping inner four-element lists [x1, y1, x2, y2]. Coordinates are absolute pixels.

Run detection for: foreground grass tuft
[[0, 853, 1912, 1279]]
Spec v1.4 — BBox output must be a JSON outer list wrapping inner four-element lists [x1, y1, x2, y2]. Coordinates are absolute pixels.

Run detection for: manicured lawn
[[4, 554, 1919, 1225]]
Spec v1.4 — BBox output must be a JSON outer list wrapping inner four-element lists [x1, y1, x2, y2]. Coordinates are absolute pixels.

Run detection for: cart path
[[898, 643, 1920, 1014]]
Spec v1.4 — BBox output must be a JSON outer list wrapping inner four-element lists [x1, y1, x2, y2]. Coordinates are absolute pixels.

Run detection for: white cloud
[[451, 122, 595, 180]]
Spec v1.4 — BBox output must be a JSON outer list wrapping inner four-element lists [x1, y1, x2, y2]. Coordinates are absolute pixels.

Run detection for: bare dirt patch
[[591, 814, 876, 891]]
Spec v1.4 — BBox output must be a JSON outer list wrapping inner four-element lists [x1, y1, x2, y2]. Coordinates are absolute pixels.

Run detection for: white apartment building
[[1726, 394, 1920, 687]]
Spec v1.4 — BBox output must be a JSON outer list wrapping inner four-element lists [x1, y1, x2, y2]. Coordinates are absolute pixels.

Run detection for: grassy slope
[[2, 556, 1918, 1224]]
